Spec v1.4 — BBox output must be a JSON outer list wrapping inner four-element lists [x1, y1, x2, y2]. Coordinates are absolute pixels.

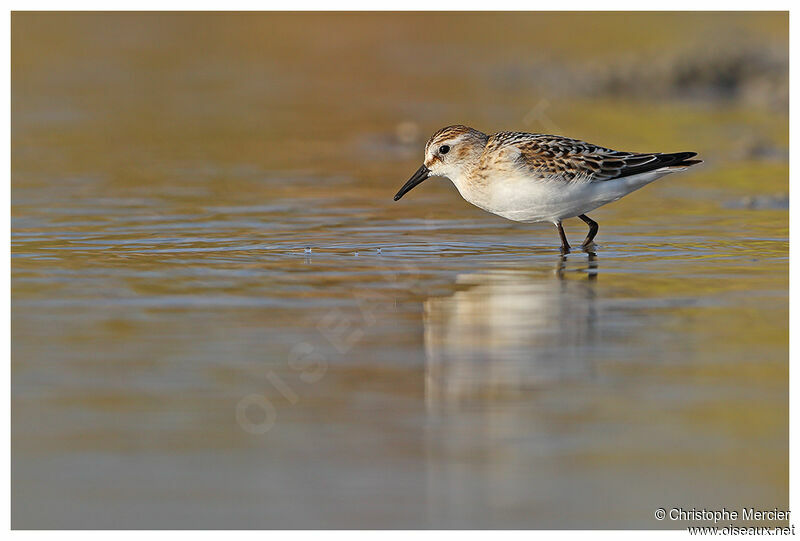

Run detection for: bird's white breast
[[451, 168, 677, 223]]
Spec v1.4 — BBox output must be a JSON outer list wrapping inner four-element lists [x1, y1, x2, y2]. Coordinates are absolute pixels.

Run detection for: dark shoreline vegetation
[[494, 39, 787, 111]]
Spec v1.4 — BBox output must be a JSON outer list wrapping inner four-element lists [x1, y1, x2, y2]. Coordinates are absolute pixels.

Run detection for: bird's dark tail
[[663, 151, 702, 168], [612, 151, 702, 180]]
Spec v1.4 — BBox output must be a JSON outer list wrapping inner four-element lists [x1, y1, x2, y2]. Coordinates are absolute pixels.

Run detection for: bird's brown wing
[[485, 132, 699, 183]]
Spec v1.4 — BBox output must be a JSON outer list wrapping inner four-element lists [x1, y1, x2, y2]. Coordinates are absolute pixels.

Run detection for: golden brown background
[[12, 12, 788, 528]]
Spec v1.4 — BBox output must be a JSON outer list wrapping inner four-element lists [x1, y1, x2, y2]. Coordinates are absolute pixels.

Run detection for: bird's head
[[394, 125, 488, 201]]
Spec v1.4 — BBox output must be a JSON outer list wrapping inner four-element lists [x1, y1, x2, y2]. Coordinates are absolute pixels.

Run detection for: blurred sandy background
[[12, 12, 788, 529]]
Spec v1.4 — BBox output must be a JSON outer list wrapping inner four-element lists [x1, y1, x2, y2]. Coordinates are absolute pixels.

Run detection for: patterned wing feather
[[486, 132, 699, 183]]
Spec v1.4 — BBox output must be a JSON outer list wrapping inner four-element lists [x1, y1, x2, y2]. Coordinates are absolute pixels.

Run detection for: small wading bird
[[394, 125, 701, 252]]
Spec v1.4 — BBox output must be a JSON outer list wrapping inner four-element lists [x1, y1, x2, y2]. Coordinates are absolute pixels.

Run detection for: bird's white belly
[[457, 169, 672, 223]]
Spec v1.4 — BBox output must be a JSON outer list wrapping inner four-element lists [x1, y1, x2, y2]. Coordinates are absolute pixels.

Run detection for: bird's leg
[[555, 221, 571, 253], [578, 214, 599, 247]]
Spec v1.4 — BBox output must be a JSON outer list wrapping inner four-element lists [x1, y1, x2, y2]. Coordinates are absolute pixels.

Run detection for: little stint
[[394, 125, 701, 252]]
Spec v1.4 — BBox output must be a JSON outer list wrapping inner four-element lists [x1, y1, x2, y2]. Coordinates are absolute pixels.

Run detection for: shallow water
[[12, 13, 788, 528]]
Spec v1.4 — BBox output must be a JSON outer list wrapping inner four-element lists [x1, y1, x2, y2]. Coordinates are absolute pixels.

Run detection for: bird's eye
[[439, 145, 450, 155]]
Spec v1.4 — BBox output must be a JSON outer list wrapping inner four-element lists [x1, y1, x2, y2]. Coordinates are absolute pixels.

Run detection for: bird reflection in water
[[423, 252, 599, 408]]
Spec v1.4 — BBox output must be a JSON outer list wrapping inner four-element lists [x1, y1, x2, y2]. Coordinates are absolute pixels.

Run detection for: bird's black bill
[[393, 165, 430, 201]]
